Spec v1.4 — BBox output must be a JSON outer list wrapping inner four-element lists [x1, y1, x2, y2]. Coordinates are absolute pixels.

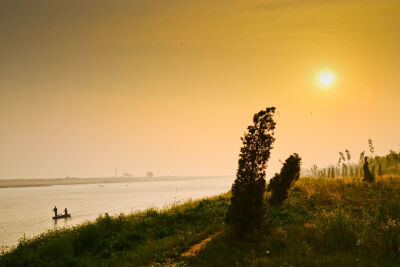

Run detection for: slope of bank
[[0, 194, 230, 266], [1, 177, 400, 266]]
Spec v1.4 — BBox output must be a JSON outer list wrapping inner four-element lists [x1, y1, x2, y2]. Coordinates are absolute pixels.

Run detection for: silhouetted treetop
[[226, 107, 276, 238], [268, 153, 302, 206], [363, 156, 375, 183]]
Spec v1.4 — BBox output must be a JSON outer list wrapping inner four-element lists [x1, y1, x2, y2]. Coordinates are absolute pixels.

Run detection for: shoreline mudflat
[[0, 176, 228, 188]]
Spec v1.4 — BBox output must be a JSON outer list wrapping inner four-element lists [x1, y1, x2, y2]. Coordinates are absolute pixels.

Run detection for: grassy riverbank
[[189, 176, 400, 266], [1, 177, 400, 266], [0, 194, 229, 266]]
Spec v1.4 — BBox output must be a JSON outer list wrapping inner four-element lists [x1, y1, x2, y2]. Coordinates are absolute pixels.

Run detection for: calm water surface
[[0, 176, 234, 248]]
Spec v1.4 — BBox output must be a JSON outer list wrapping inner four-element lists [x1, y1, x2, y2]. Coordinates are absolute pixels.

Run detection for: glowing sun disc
[[318, 72, 335, 87]]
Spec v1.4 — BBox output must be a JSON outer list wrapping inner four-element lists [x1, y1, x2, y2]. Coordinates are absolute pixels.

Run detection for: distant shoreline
[[0, 176, 231, 188]]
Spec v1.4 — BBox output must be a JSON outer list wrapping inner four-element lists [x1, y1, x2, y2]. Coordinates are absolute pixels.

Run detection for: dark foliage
[[363, 156, 375, 182], [225, 107, 276, 238], [267, 153, 302, 206]]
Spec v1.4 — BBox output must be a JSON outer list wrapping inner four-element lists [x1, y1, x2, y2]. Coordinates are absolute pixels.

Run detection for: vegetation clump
[[268, 153, 302, 206], [363, 156, 375, 182], [187, 176, 400, 267], [225, 107, 276, 238]]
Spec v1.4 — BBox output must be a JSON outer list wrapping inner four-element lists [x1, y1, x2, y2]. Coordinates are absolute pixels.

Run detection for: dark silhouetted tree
[[331, 167, 335, 178], [267, 153, 302, 206], [225, 107, 276, 238], [363, 156, 375, 182]]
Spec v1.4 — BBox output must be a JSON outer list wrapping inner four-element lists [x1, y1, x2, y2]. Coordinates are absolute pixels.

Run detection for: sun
[[318, 72, 335, 87]]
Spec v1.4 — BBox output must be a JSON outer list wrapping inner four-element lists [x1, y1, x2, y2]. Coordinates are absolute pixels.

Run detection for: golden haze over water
[[0, 0, 399, 178]]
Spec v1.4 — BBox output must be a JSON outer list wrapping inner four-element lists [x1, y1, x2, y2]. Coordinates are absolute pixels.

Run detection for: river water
[[0, 176, 234, 248]]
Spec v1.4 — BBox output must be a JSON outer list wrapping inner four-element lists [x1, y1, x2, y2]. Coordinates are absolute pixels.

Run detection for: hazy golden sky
[[1, 0, 399, 178]]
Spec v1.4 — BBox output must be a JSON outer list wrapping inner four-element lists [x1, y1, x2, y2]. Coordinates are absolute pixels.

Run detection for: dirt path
[[181, 231, 222, 257]]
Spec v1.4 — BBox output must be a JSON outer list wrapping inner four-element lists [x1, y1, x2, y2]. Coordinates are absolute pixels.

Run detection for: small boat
[[52, 214, 71, 219]]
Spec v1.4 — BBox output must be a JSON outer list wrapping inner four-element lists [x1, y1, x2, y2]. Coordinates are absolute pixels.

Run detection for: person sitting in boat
[[64, 208, 68, 215], [53, 206, 58, 217]]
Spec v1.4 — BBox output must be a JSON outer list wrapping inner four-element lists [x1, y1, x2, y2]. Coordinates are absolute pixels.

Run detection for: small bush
[[72, 224, 100, 256], [268, 153, 302, 206], [363, 156, 375, 182]]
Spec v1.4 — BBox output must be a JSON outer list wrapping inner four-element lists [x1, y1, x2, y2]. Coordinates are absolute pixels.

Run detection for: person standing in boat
[[53, 206, 58, 217], [64, 208, 68, 216]]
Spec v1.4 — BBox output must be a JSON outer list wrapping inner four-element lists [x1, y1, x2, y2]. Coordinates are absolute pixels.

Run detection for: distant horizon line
[[0, 175, 235, 181]]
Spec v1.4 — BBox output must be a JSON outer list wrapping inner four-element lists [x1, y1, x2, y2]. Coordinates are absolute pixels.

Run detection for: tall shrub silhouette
[[363, 156, 375, 182], [225, 107, 276, 237], [267, 153, 302, 206]]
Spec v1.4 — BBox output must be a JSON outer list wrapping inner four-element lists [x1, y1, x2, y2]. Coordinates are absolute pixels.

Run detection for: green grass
[[187, 177, 400, 266], [0, 195, 229, 266], [2, 177, 400, 266]]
